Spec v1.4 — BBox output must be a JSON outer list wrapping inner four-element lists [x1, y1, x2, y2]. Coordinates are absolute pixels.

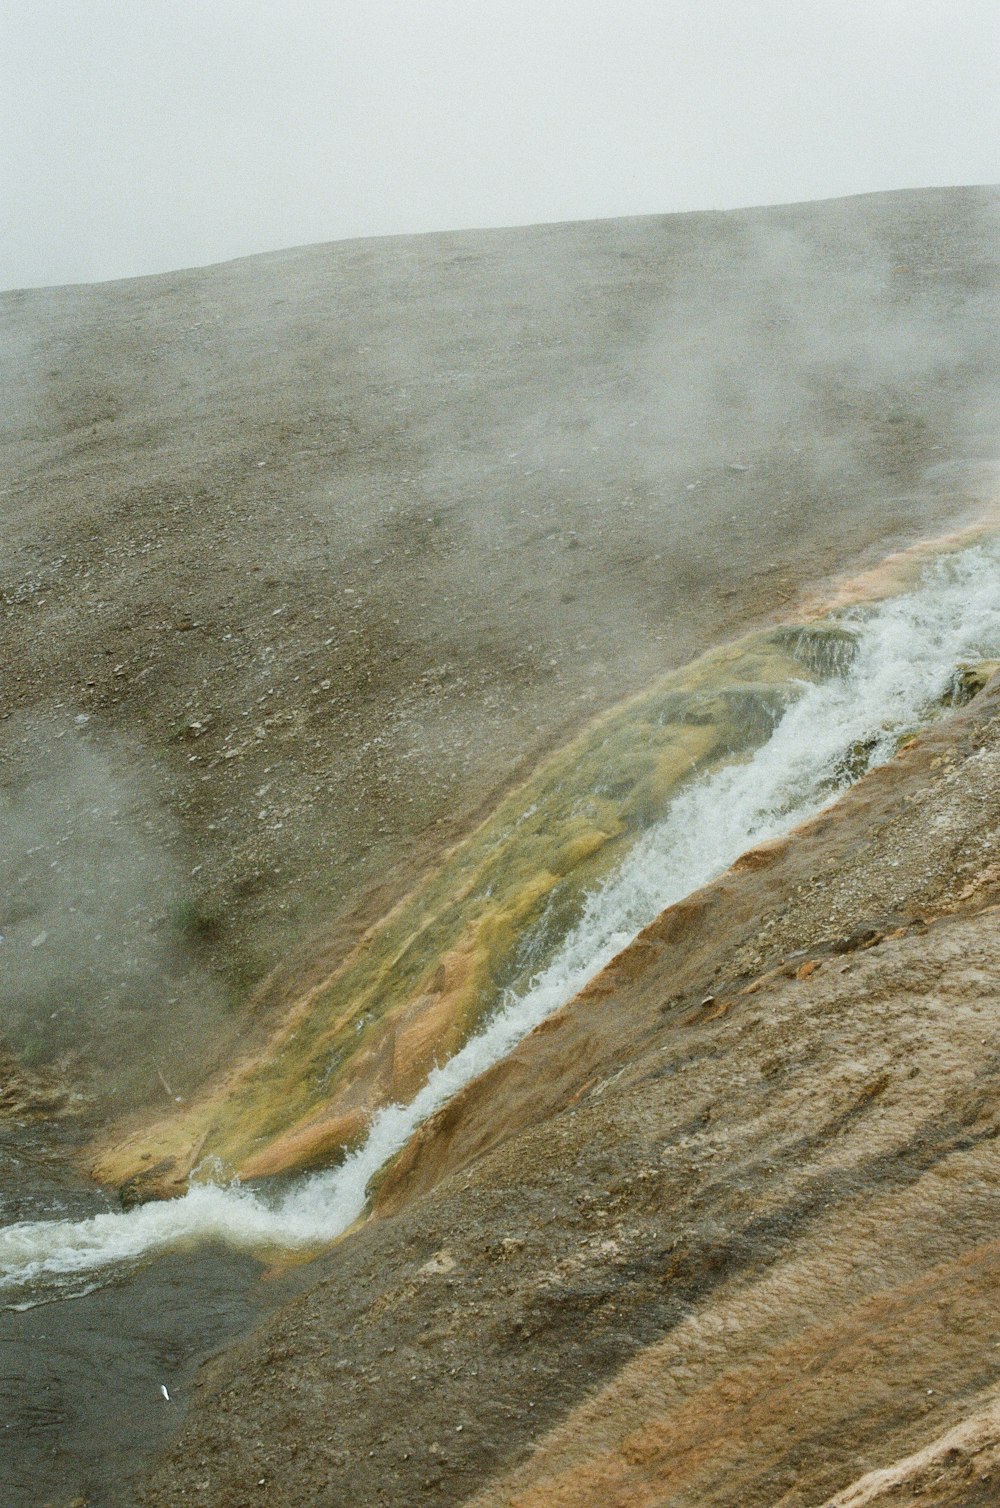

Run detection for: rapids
[[4, 539, 1000, 1305]]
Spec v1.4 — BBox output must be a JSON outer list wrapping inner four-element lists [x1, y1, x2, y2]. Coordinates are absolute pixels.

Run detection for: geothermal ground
[[138, 665, 1000, 1507], [2, 185, 1000, 1505], [4, 186, 998, 1109]]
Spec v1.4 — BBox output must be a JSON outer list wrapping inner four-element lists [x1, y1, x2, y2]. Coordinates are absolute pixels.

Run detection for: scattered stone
[[419, 1250, 456, 1277]]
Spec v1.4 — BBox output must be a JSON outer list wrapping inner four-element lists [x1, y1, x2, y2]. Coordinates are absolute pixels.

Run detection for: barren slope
[[5, 187, 1000, 1507], [3, 187, 999, 1107]]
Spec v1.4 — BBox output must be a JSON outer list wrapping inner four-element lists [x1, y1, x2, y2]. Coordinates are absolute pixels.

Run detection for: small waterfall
[[4, 539, 1000, 1304]]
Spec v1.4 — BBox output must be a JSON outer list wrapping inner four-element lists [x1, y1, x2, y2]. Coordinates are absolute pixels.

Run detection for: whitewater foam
[[5, 540, 1000, 1303]]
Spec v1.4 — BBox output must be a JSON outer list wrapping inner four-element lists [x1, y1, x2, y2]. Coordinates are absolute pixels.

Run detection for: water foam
[[5, 541, 1000, 1303]]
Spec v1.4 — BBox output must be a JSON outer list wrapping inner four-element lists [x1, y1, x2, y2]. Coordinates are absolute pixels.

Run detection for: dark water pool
[[0, 1125, 302, 1508]]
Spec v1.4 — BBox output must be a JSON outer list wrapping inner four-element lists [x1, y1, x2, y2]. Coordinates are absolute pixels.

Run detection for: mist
[[2, 0, 999, 291], [0, 717, 235, 1106]]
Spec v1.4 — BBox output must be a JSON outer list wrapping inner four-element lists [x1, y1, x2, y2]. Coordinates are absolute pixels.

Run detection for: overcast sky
[[2, 0, 998, 292]]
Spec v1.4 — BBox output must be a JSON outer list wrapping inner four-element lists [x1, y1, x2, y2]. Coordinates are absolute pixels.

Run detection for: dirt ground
[[3, 186, 998, 1109]]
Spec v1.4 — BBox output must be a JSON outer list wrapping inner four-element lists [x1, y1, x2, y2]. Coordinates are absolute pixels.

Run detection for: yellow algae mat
[[91, 618, 865, 1198]]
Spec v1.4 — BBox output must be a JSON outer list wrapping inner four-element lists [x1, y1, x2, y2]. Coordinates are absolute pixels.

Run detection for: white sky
[[2, 0, 998, 291]]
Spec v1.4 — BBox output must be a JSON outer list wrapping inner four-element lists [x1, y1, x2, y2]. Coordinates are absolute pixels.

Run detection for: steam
[[0, 721, 233, 1105]]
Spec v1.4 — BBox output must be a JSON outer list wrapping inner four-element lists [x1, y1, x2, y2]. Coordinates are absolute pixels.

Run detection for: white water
[[4, 541, 1000, 1304]]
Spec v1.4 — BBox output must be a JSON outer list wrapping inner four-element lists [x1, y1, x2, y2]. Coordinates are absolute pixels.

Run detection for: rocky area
[[0, 1045, 77, 1120], [3, 186, 999, 1111], [136, 665, 1000, 1507], [4, 185, 1000, 1506]]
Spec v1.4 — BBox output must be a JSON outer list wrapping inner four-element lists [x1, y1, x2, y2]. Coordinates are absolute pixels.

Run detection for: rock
[[946, 659, 1000, 705]]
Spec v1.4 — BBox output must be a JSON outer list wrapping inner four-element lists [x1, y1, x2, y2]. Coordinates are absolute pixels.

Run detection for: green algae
[[94, 621, 862, 1189]]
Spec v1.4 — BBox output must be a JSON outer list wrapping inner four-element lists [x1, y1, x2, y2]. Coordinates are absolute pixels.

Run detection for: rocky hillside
[[138, 664, 1000, 1506], [3, 187, 999, 1110], [4, 186, 1000, 1507]]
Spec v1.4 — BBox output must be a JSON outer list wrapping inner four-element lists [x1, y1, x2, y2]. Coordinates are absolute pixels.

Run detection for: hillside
[[2, 186, 1000, 1507], [138, 659, 1000, 1506], [3, 187, 998, 1108]]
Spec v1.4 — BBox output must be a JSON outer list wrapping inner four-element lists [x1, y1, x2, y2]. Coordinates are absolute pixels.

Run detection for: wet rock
[[769, 623, 860, 677], [118, 1158, 185, 1210], [832, 734, 880, 784], [945, 659, 1000, 706]]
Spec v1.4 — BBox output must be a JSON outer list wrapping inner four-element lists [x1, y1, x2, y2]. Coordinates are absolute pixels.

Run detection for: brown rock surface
[[135, 676, 1000, 1505], [820, 1394, 1000, 1506]]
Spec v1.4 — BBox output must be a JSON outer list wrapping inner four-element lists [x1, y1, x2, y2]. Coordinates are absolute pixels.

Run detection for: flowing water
[[0, 1122, 307, 1506], [4, 538, 1000, 1502]]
